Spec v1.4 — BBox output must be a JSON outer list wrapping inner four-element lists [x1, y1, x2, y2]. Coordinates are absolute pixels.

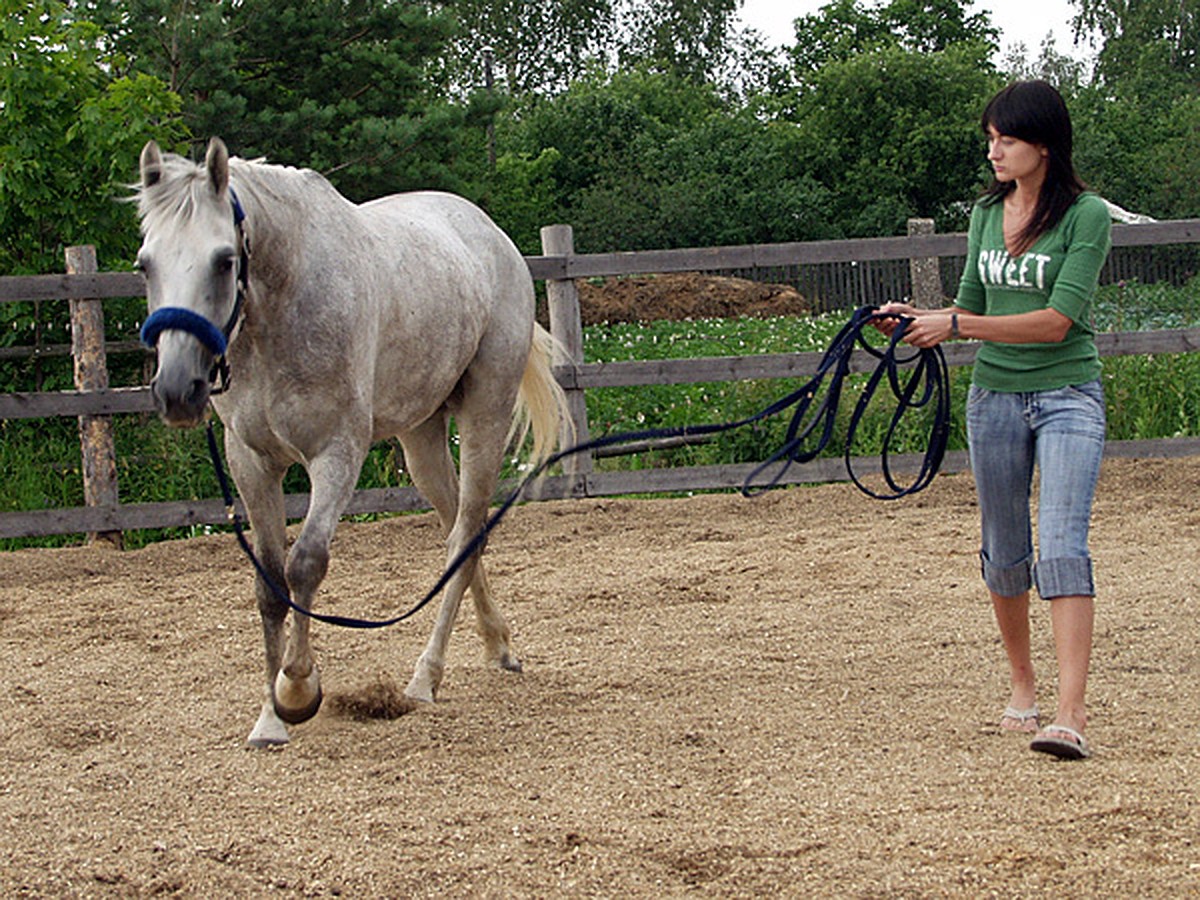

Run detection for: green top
[[955, 190, 1112, 392]]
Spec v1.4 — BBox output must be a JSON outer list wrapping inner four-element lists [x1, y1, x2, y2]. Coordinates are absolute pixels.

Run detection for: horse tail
[[510, 323, 574, 468]]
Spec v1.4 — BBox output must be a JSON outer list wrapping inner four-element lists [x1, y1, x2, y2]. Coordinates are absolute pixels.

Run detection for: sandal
[[1031, 724, 1091, 760], [999, 705, 1040, 734]]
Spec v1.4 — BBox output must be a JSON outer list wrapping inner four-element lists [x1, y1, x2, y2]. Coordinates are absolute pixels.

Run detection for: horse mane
[[134, 148, 335, 235]]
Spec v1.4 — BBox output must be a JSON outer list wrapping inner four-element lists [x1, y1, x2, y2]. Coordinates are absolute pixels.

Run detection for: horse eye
[[215, 255, 235, 275]]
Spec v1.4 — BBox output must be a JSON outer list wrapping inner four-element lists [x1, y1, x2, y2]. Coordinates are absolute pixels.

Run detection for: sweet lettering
[[977, 249, 1051, 290]]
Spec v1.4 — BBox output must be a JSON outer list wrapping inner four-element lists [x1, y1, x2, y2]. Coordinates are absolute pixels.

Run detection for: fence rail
[[4, 218, 1200, 541]]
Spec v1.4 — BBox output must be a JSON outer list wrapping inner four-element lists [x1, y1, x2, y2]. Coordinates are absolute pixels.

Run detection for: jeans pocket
[[966, 384, 992, 411], [1066, 379, 1105, 410]]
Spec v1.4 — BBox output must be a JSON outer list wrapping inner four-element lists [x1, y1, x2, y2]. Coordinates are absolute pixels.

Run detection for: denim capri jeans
[[965, 380, 1106, 599]]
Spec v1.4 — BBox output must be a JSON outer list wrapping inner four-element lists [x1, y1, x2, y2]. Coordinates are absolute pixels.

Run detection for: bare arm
[[953, 307, 1072, 344], [874, 303, 1072, 349]]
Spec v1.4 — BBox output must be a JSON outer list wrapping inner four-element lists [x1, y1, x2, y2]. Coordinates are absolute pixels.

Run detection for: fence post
[[540, 224, 593, 483], [907, 218, 944, 309], [66, 245, 123, 549]]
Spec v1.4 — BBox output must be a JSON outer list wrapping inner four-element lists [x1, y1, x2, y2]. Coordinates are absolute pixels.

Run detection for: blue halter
[[140, 188, 249, 382]]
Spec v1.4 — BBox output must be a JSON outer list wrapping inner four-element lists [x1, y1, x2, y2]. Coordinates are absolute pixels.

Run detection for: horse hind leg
[[468, 564, 522, 673], [399, 415, 519, 702]]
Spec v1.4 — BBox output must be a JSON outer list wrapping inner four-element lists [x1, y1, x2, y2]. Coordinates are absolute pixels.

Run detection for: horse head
[[137, 137, 246, 427]]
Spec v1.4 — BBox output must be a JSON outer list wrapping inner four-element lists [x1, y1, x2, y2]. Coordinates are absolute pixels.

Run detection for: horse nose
[[150, 374, 211, 427]]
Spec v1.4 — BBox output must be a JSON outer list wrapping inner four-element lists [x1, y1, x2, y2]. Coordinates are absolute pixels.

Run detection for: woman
[[878, 80, 1111, 760]]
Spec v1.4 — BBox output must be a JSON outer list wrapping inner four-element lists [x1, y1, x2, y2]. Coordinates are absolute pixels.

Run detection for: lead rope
[[207, 306, 950, 629]]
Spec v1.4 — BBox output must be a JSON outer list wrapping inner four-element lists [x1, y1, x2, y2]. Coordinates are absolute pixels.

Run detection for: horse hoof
[[274, 668, 323, 724], [404, 673, 437, 704], [404, 681, 435, 704], [405, 657, 442, 703], [498, 651, 523, 673], [247, 702, 290, 748], [247, 732, 289, 749], [275, 687, 323, 724]]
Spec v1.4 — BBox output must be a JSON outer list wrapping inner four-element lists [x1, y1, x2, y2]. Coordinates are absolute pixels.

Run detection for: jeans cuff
[[980, 550, 1033, 597], [1033, 557, 1095, 599]]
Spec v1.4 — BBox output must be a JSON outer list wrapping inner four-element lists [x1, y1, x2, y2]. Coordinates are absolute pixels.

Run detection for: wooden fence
[[4, 218, 1200, 542]]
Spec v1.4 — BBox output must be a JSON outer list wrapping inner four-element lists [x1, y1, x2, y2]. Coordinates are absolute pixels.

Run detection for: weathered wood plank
[[5, 329, 1194, 419], [66, 246, 123, 548], [1094, 327, 1200, 355], [580, 450, 973, 497], [0, 340, 148, 361], [1101, 436, 1200, 458], [0, 387, 155, 419], [4, 220, 1200, 308], [9, 439, 1197, 540], [1111, 219, 1200, 247], [0, 272, 145, 304], [556, 329, 1192, 391], [527, 221, 1200, 281]]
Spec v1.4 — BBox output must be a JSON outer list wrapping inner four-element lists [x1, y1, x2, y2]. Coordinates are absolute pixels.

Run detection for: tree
[[492, 69, 837, 252], [1000, 34, 1092, 90], [629, 112, 837, 249], [1059, 1, 1200, 218], [98, 0, 469, 200], [1072, 0, 1198, 86], [1, 0, 184, 392], [762, 1, 1004, 236], [615, 0, 742, 85], [881, 0, 999, 53], [444, 0, 616, 97], [786, 42, 1001, 236], [496, 69, 725, 247], [478, 148, 563, 255], [1, 1, 183, 275], [445, 0, 758, 99], [785, 0, 998, 85]]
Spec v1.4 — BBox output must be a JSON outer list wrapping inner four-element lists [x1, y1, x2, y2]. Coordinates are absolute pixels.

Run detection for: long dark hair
[[980, 80, 1086, 254]]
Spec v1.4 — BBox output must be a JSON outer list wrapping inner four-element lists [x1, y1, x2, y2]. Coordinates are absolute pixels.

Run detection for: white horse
[[136, 138, 569, 747]]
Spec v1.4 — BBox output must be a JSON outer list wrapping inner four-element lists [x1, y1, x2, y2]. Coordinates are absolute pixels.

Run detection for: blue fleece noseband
[[140, 306, 228, 355]]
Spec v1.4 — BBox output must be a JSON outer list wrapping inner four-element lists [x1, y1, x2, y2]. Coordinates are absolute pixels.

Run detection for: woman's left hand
[[894, 313, 954, 348], [870, 303, 918, 337]]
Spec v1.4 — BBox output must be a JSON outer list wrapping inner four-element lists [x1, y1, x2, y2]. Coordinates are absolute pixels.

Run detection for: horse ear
[[140, 141, 163, 188], [205, 137, 230, 195]]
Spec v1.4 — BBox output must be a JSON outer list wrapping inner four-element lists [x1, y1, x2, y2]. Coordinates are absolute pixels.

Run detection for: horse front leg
[[225, 436, 292, 748], [272, 443, 364, 725]]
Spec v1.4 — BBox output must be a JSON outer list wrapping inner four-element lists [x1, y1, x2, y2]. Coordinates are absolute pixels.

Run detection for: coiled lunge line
[[208, 305, 951, 629]]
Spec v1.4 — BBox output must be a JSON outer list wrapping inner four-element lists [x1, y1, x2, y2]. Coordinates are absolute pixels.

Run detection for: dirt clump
[[576, 272, 810, 325]]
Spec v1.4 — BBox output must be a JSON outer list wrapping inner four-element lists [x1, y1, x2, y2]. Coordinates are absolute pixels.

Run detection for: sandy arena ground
[[2, 456, 1198, 897]]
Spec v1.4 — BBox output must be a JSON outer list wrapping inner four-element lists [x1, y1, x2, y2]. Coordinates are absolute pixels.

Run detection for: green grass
[[3, 276, 1199, 549]]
